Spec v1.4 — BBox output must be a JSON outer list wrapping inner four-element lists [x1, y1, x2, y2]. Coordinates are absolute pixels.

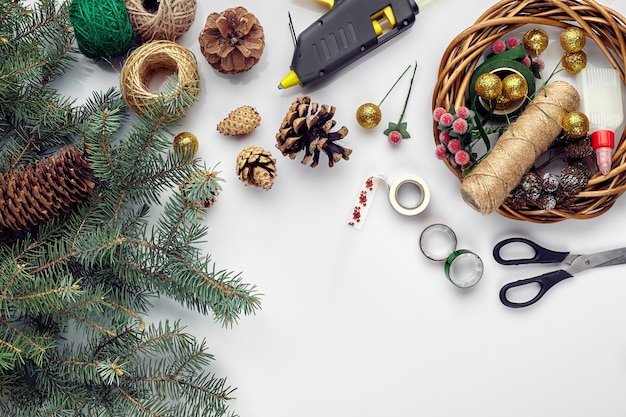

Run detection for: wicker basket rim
[[433, 0, 626, 223]]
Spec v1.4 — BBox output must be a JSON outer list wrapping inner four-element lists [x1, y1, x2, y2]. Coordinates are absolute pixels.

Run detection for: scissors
[[494, 237, 626, 308]]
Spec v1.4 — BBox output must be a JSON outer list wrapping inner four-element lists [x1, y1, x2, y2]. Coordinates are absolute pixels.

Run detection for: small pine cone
[[180, 169, 223, 208], [276, 96, 351, 168], [198, 7, 265, 74], [519, 171, 542, 201], [569, 159, 593, 179], [565, 135, 593, 158], [510, 185, 529, 209], [541, 172, 560, 193], [236, 145, 277, 190], [0, 146, 94, 234], [217, 105, 261, 136], [536, 192, 558, 210], [560, 162, 590, 197]]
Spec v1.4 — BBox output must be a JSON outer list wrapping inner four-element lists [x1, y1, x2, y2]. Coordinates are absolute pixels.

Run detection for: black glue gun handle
[[290, 0, 419, 87]]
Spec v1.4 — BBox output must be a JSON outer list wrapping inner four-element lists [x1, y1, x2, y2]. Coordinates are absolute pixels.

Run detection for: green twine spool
[[69, 0, 134, 59]]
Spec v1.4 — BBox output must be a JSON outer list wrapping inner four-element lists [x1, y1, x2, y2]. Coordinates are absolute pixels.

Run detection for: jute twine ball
[[120, 40, 200, 122], [68, 0, 134, 59], [125, 0, 197, 42]]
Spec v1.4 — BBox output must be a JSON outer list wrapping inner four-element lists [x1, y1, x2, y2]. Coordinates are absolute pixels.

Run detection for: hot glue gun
[[279, 0, 419, 89]]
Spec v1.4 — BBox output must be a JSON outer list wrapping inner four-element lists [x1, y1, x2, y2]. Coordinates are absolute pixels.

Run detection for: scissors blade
[[568, 247, 626, 274]]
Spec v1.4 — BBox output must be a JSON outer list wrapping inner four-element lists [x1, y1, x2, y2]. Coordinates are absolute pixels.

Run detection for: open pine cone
[[236, 145, 277, 190], [198, 6, 265, 74], [276, 96, 351, 168]]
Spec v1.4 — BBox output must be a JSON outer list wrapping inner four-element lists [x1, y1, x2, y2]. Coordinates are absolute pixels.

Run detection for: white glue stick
[[577, 67, 624, 175]]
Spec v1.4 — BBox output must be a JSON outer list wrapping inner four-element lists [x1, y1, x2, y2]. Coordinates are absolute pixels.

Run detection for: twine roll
[[125, 0, 197, 42], [460, 81, 580, 214], [120, 40, 200, 123]]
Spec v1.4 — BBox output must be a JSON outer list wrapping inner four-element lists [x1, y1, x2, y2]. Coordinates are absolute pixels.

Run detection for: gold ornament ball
[[173, 131, 199, 159], [501, 73, 528, 101], [495, 94, 512, 110], [560, 26, 586, 53], [562, 111, 589, 138], [356, 102, 382, 128], [523, 28, 549, 55], [475, 73, 503, 100], [561, 50, 587, 74]]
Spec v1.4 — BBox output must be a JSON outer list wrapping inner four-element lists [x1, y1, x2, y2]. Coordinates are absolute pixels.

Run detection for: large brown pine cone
[[198, 6, 265, 74], [0, 146, 94, 234], [276, 96, 351, 168]]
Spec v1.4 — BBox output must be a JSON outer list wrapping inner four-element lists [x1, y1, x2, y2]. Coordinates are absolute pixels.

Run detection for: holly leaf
[[396, 122, 410, 139], [383, 121, 411, 139]]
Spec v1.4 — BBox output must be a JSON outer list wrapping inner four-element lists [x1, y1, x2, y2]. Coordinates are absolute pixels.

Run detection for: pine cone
[[198, 6, 265, 74], [217, 105, 261, 136], [236, 145, 277, 190], [180, 169, 223, 209], [275, 96, 351, 168], [536, 192, 558, 210], [0, 146, 94, 234], [565, 135, 593, 158], [518, 171, 542, 201], [560, 161, 591, 197], [541, 172, 560, 193]]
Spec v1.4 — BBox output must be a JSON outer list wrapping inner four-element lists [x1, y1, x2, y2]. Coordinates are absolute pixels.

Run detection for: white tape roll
[[388, 174, 430, 216]]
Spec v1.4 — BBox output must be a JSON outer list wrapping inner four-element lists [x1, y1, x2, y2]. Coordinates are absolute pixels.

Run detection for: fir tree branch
[[103, 298, 145, 331], [0, 316, 50, 365], [0, 2, 259, 412], [62, 308, 117, 338], [116, 384, 167, 417], [0, 283, 79, 302], [37, 362, 85, 409], [126, 111, 168, 177], [9, 0, 68, 45]]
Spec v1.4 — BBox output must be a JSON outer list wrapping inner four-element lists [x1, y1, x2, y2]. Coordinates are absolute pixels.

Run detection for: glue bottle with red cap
[[578, 67, 624, 176]]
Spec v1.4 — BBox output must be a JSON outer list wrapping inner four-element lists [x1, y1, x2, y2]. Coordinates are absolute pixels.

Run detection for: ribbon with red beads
[[348, 173, 430, 230], [347, 173, 388, 230]]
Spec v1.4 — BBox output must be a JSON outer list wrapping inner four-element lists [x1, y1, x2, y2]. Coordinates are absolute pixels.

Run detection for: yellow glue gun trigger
[[371, 6, 397, 37]]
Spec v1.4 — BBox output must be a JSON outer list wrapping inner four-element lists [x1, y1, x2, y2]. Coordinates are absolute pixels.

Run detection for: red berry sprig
[[383, 62, 417, 145]]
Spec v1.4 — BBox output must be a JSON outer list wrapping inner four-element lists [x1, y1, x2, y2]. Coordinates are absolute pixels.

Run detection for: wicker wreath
[[432, 0, 626, 223]]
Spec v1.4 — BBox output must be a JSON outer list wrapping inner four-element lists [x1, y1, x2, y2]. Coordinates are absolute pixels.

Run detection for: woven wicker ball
[[125, 0, 197, 42], [120, 40, 200, 122], [432, 0, 626, 223]]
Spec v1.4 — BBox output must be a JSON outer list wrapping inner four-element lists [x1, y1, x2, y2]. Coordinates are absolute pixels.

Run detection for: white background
[[60, 0, 626, 415]]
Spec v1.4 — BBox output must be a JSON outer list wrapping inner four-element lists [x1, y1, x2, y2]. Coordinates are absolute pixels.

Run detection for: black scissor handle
[[499, 269, 574, 308], [493, 237, 570, 265]]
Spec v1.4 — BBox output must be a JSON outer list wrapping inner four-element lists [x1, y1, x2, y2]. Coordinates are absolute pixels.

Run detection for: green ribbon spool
[[444, 249, 484, 289], [420, 224, 483, 289]]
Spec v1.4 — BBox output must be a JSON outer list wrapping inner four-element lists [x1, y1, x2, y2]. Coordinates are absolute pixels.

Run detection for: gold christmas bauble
[[173, 131, 199, 159], [356, 102, 382, 128], [501, 73, 528, 101], [560, 26, 586, 53], [523, 28, 549, 55], [562, 111, 589, 138], [495, 94, 512, 110], [475, 73, 503, 100], [561, 51, 587, 74]]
